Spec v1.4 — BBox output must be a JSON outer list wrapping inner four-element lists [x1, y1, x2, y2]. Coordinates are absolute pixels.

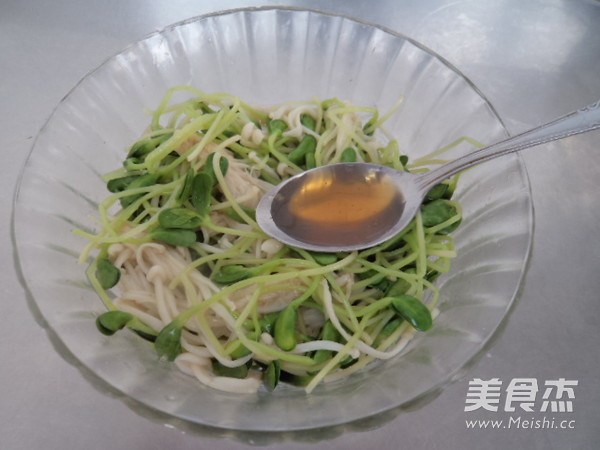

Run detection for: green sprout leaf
[[340, 147, 357, 163], [312, 320, 341, 365], [176, 169, 195, 205], [385, 278, 411, 297], [203, 153, 229, 185], [268, 119, 287, 135], [424, 183, 450, 202], [158, 207, 203, 229], [127, 132, 173, 159], [264, 360, 281, 392], [95, 258, 121, 289], [120, 173, 159, 208], [211, 265, 254, 285], [154, 321, 183, 361], [96, 311, 134, 336], [300, 114, 316, 131], [211, 360, 249, 379], [309, 252, 338, 266], [149, 228, 197, 247], [390, 295, 433, 331], [191, 172, 213, 217], [420, 199, 461, 234], [107, 175, 140, 193], [274, 306, 298, 351], [288, 135, 317, 165]]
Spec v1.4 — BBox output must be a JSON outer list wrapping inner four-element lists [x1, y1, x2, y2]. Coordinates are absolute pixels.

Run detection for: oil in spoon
[[269, 164, 405, 247]]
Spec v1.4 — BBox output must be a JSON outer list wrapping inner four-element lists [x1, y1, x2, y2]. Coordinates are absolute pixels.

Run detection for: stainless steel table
[[3, 1, 599, 448]]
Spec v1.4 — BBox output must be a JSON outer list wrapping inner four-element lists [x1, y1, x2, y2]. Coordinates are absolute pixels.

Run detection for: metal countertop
[[2, 1, 599, 448]]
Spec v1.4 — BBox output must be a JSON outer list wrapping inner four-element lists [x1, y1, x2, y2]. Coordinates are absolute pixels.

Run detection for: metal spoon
[[257, 100, 600, 252]]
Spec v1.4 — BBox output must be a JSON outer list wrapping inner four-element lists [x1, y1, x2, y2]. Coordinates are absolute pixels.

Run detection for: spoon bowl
[[258, 163, 418, 251], [257, 100, 600, 251]]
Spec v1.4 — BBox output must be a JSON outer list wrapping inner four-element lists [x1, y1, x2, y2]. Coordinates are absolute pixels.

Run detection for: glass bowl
[[13, 7, 532, 432]]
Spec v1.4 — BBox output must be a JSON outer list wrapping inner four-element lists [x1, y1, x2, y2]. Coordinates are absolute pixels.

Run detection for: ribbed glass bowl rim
[[11, 6, 533, 435]]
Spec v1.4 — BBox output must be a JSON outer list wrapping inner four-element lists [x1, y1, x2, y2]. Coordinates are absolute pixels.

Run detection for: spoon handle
[[416, 100, 600, 191]]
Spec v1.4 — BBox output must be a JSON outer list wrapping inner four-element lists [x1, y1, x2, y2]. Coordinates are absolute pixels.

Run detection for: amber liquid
[[271, 165, 405, 247]]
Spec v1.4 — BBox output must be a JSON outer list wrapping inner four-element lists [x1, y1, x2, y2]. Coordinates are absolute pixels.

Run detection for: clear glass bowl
[[13, 7, 532, 432]]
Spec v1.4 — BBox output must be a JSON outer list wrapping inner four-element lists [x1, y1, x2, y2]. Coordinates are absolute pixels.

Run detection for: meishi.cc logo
[[464, 378, 578, 413]]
